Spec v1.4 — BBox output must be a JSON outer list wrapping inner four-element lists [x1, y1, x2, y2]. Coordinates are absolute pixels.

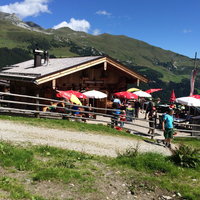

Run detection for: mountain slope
[[0, 11, 199, 99]]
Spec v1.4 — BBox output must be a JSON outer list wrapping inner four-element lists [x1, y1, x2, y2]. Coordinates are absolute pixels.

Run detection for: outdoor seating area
[[0, 84, 200, 137], [39, 88, 200, 136]]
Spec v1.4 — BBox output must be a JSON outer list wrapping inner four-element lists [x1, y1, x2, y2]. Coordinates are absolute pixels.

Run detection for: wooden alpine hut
[[0, 51, 148, 108]]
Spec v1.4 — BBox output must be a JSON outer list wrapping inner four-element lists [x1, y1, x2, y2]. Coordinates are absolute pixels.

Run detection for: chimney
[[33, 49, 43, 67]]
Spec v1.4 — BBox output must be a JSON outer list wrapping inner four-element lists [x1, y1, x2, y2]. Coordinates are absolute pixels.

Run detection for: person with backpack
[[144, 99, 153, 119]]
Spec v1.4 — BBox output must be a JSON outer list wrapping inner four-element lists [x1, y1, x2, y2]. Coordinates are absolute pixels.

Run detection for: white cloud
[[53, 18, 90, 33], [183, 29, 192, 33], [96, 10, 111, 16], [0, 0, 50, 19], [93, 29, 101, 35]]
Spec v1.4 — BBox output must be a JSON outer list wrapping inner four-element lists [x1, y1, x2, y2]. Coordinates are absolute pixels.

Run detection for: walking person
[[148, 107, 157, 138], [134, 100, 141, 118], [162, 109, 175, 149], [145, 99, 154, 119]]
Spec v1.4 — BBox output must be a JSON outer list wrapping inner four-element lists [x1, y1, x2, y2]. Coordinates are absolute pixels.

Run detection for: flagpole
[[189, 52, 198, 96], [194, 52, 197, 69]]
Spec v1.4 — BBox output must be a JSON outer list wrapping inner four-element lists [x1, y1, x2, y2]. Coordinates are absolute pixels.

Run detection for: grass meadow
[[0, 115, 199, 199]]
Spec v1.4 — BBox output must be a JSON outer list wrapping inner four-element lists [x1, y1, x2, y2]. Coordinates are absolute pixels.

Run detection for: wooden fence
[[0, 92, 199, 137]]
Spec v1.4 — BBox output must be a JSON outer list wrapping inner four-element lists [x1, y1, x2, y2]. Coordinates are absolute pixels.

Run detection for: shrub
[[170, 144, 200, 168], [117, 144, 139, 158]]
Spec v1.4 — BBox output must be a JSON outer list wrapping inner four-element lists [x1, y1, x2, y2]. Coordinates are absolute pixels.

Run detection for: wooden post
[[52, 79, 56, 89], [137, 79, 140, 87], [35, 90, 40, 118], [104, 61, 107, 70]]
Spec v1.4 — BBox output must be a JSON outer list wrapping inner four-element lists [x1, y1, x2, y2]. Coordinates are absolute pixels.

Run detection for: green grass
[[0, 141, 97, 199], [173, 137, 200, 148], [0, 115, 199, 199], [0, 176, 46, 200], [112, 149, 200, 200], [0, 142, 34, 170], [50, 47, 78, 57], [0, 141, 199, 199]]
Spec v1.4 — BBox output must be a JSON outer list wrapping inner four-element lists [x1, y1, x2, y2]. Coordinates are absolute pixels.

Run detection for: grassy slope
[[53, 29, 195, 82], [0, 20, 195, 83], [0, 115, 199, 199], [0, 20, 78, 58]]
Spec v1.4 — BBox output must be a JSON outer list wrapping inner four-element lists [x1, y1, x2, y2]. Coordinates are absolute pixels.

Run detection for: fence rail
[[0, 92, 199, 137]]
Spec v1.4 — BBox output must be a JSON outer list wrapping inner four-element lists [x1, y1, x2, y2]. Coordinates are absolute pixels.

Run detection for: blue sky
[[0, 0, 200, 58]]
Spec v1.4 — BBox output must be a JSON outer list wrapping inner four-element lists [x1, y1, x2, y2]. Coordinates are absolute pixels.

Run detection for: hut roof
[[0, 56, 148, 84]]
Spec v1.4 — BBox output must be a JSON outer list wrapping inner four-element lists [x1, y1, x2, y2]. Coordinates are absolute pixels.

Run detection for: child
[[119, 110, 126, 127]]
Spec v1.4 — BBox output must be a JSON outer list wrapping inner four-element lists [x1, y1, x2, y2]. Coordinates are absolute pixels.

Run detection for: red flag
[[190, 68, 198, 96], [169, 90, 176, 102]]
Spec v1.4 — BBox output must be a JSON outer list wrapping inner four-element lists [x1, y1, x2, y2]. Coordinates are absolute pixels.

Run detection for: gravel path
[[0, 120, 172, 157]]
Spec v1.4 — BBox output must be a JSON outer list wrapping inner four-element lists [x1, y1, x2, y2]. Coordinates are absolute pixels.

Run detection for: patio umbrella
[[133, 90, 152, 98], [176, 96, 200, 107], [169, 90, 176, 103], [65, 90, 87, 99], [56, 90, 82, 105], [145, 88, 162, 94], [127, 88, 140, 92], [56, 90, 71, 99], [114, 91, 138, 99], [83, 90, 107, 99], [190, 94, 200, 99]]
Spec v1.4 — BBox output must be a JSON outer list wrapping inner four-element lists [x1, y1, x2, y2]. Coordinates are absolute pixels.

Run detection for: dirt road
[[0, 120, 172, 157]]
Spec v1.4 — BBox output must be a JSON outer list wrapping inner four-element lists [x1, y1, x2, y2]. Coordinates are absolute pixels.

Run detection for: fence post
[[35, 92, 40, 118], [151, 128, 155, 139]]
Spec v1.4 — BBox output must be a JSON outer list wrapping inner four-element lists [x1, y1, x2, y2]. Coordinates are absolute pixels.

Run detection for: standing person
[[111, 108, 121, 127], [145, 99, 153, 119], [126, 102, 134, 122], [134, 100, 141, 118], [162, 109, 175, 148], [119, 110, 126, 127], [148, 107, 157, 138], [113, 97, 121, 105]]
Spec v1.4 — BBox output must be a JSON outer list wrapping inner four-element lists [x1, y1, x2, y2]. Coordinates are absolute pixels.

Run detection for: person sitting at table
[[81, 103, 94, 121], [43, 101, 58, 112], [169, 104, 176, 109], [72, 104, 80, 115]]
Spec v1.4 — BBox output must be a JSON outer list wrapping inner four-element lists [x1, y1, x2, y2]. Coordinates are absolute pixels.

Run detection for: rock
[[176, 192, 182, 197], [161, 195, 172, 200]]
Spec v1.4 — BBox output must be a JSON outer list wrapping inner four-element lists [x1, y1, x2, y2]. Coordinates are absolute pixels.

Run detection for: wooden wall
[[9, 63, 138, 109]]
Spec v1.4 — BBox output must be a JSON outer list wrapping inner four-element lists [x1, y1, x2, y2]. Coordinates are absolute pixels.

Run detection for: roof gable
[[0, 56, 148, 84]]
